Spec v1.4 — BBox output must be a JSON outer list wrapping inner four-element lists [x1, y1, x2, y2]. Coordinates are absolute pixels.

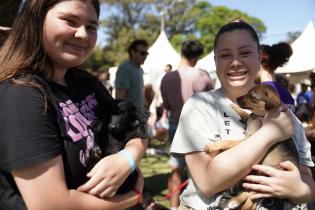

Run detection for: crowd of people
[[1, 1, 315, 210]]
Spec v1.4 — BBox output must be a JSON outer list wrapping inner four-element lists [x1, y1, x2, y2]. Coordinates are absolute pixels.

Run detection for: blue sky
[[97, 1, 315, 46], [209, 0, 315, 44]]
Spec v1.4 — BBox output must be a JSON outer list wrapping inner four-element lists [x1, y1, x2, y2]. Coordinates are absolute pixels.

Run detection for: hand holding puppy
[[243, 161, 311, 204], [78, 153, 130, 198]]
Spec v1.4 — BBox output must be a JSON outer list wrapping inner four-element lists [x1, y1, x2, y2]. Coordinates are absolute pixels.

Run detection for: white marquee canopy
[[195, 50, 216, 74], [276, 21, 315, 74], [142, 30, 180, 85]]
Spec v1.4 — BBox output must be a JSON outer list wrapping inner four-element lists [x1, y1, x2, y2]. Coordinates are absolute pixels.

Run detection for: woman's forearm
[[205, 127, 275, 194], [124, 138, 148, 165], [66, 189, 139, 210]]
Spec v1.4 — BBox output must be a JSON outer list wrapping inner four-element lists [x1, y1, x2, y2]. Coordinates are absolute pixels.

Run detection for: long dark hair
[[0, 0, 100, 82]]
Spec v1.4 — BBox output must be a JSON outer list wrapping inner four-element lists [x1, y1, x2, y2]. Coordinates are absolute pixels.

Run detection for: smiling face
[[214, 29, 260, 101], [43, 0, 98, 72]]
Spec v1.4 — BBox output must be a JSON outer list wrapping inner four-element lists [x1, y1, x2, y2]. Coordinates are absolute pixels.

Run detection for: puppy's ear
[[135, 104, 151, 123], [263, 87, 282, 110], [265, 100, 281, 111]]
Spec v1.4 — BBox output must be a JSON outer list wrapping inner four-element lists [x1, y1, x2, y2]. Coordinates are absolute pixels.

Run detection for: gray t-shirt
[[115, 60, 144, 105], [170, 88, 314, 210]]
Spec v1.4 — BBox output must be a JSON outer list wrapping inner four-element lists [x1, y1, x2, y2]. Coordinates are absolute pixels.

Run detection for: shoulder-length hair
[[0, 0, 100, 82]]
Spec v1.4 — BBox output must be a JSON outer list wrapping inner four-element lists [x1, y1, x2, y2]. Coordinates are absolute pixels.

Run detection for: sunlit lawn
[[139, 138, 172, 208]]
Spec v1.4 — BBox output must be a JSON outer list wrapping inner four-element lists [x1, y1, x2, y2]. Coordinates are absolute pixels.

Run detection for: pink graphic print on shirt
[[59, 93, 98, 166]]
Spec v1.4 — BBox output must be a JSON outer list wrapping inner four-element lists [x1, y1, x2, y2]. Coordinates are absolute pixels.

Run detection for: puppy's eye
[[249, 93, 256, 100], [249, 93, 259, 103]]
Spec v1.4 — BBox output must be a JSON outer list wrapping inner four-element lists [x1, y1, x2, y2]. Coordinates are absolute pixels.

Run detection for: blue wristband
[[119, 150, 136, 173]]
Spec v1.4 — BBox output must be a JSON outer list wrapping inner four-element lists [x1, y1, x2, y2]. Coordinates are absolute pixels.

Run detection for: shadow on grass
[[139, 154, 172, 208], [144, 172, 170, 195]]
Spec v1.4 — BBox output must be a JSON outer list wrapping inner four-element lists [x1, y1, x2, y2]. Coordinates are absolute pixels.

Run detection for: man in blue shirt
[[115, 39, 148, 105]]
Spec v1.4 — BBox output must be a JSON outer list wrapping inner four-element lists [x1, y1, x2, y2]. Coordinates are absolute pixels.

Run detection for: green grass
[[137, 132, 173, 209], [140, 153, 171, 208]]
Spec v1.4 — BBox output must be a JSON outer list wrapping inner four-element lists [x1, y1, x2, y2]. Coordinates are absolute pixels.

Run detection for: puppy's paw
[[231, 103, 250, 121], [203, 143, 213, 153], [228, 192, 250, 210], [203, 142, 224, 158], [228, 200, 241, 209]]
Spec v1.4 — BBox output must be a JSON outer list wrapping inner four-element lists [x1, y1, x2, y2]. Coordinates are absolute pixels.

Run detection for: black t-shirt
[[0, 70, 116, 209]]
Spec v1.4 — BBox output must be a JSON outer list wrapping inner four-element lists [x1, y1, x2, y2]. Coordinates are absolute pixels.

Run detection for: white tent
[[195, 51, 222, 88], [195, 51, 216, 74], [276, 21, 315, 74], [142, 30, 180, 86]]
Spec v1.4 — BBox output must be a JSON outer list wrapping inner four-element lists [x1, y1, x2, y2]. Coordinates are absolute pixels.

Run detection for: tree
[[191, 2, 266, 53], [81, 46, 110, 72], [286, 31, 301, 44], [97, 0, 197, 66], [88, 0, 267, 68]]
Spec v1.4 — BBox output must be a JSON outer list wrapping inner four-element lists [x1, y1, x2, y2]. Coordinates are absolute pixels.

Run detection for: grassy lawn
[[139, 138, 172, 208], [140, 153, 171, 208]]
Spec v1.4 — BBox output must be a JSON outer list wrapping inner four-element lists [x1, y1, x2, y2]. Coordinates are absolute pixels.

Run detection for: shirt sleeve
[[115, 63, 130, 89], [291, 113, 314, 167], [0, 84, 62, 172], [170, 93, 219, 155]]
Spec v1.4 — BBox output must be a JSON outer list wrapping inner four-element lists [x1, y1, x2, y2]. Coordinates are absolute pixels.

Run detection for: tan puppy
[[204, 84, 299, 210]]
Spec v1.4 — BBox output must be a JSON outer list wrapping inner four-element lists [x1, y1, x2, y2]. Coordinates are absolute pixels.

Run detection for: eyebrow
[[59, 12, 99, 26], [239, 45, 254, 50], [217, 45, 255, 53]]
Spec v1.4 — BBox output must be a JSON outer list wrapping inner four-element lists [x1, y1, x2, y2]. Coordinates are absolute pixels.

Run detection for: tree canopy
[[85, 0, 266, 70]]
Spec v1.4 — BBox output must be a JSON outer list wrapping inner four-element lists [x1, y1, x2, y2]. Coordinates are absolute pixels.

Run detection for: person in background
[[295, 83, 312, 121], [97, 68, 113, 94], [288, 83, 297, 100], [169, 20, 313, 210], [148, 64, 173, 141], [296, 83, 311, 105], [115, 39, 148, 106], [155, 64, 173, 114], [303, 72, 315, 111], [155, 64, 172, 112], [257, 42, 295, 112], [164, 64, 173, 72], [160, 39, 214, 210], [144, 83, 155, 110], [0, 0, 147, 209]]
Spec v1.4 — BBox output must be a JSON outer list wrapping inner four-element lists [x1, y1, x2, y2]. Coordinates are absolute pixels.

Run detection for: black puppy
[[88, 100, 150, 194]]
